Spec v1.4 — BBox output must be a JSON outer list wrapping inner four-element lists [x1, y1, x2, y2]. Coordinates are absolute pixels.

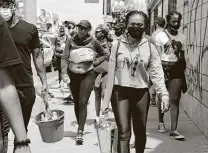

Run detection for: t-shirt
[[151, 28, 164, 46], [155, 29, 186, 53], [0, 16, 22, 68], [155, 29, 187, 78], [9, 20, 41, 87]]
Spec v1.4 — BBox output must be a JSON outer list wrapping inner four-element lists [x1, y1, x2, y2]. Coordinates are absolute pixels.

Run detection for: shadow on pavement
[[70, 119, 96, 127], [64, 131, 92, 142], [64, 131, 77, 137]]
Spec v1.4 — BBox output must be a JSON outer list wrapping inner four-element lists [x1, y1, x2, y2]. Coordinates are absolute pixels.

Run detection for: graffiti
[[183, 0, 208, 102]]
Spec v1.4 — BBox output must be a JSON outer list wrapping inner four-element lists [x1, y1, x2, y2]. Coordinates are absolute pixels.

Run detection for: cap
[[155, 17, 166, 26], [114, 23, 125, 30], [76, 20, 92, 29]]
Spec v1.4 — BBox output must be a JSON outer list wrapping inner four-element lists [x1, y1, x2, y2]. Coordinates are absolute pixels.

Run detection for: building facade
[[16, 0, 37, 24], [148, 0, 208, 138]]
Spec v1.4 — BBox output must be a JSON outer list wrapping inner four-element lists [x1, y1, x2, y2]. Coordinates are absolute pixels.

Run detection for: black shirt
[[9, 20, 41, 87], [0, 16, 22, 68]]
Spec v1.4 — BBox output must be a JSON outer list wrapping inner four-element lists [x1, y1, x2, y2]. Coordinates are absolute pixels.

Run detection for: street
[[8, 71, 208, 153]]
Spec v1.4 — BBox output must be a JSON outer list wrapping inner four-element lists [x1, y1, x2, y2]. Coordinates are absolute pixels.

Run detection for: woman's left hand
[[161, 99, 169, 113]]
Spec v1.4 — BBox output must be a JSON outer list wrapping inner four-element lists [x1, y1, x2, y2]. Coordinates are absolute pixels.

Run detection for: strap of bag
[[147, 40, 152, 69], [163, 30, 174, 53], [115, 39, 121, 65]]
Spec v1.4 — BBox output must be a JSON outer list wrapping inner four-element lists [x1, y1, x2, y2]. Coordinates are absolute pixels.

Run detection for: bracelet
[[14, 139, 31, 148]]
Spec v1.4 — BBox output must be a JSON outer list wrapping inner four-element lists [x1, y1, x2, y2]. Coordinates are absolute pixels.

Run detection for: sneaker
[[76, 130, 84, 145], [170, 130, 185, 140], [63, 95, 74, 103], [158, 122, 167, 133]]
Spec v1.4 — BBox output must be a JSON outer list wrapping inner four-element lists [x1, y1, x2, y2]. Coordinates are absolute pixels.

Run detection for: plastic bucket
[[35, 110, 64, 143], [95, 121, 118, 153]]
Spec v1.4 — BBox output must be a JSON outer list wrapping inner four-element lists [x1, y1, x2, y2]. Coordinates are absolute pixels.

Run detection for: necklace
[[126, 36, 140, 64], [126, 36, 141, 76]]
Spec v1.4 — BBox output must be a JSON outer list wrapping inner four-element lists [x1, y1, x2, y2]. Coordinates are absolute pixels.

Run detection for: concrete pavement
[[8, 71, 208, 153]]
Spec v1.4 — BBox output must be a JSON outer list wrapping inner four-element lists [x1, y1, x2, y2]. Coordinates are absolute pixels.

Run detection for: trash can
[[95, 120, 118, 153], [35, 110, 64, 143]]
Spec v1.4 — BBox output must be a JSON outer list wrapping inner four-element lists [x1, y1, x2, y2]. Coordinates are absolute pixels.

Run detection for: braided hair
[[166, 11, 182, 23], [125, 10, 149, 27]]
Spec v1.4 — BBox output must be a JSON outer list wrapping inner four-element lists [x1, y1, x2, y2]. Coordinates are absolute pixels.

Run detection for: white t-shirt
[[155, 30, 186, 62]]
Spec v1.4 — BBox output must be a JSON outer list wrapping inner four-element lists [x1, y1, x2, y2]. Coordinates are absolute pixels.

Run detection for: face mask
[[170, 24, 180, 31], [127, 26, 144, 39], [0, 8, 12, 21], [115, 30, 123, 37]]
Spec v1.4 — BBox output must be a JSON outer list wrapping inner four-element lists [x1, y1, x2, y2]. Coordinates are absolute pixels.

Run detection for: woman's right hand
[[14, 146, 31, 153], [62, 74, 70, 83]]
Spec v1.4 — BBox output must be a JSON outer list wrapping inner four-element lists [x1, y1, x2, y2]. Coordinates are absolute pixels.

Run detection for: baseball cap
[[76, 20, 92, 30], [155, 17, 166, 26]]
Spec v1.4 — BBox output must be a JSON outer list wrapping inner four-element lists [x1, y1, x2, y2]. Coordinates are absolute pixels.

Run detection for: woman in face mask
[[154, 11, 187, 140], [101, 10, 169, 153], [61, 20, 109, 145]]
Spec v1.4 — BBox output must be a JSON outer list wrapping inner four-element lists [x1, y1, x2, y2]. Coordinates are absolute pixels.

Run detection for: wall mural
[[180, 0, 208, 106]]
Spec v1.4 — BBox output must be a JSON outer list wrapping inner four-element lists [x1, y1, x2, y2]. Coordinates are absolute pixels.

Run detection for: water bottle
[[41, 114, 45, 121], [52, 111, 58, 120], [44, 115, 49, 121]]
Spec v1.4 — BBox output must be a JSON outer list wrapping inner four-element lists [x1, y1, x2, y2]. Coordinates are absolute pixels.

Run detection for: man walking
[[0, 0, 48, 131], [0, 15, 31, 153], [150, 17, 166, 107]]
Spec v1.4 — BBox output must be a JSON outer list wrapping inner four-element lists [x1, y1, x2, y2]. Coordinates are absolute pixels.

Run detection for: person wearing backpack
[[101, 10, 169, 153], [61, 20, 109, 145], [154, 11, 187, 140]]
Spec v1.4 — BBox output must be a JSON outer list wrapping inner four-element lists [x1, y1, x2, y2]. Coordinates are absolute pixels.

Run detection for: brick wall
[[177, 0, 208, 138]]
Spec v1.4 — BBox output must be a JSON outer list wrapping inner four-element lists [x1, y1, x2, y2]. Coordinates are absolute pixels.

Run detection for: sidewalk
[[8, 72, 208, 153]]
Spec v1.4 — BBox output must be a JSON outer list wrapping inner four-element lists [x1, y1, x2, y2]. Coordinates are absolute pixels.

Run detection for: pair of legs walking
[[111, 85, 150, 153], [157, 79, 184, 139], [94, 73, 108, 117], [67, 70, 95, 144]]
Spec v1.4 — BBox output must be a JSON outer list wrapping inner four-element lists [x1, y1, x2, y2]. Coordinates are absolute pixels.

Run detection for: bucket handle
[[55, 116, 64, 129]]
